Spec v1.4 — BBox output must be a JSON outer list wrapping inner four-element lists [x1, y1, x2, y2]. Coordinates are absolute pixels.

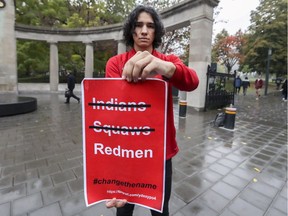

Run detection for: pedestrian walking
[[242, 76, 250, 96], [65, 72, 80, 104], [234, 75, 242, 94], [255, 74, 263, 100], [281, 78, 287, 102]]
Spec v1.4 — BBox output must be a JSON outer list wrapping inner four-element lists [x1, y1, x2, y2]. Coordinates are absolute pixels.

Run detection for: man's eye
[[147, 24, 155, 29], [135, 23, 143, 27]]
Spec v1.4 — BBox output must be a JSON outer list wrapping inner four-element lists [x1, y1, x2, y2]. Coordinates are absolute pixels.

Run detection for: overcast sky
[[213, 0, 260, 37]]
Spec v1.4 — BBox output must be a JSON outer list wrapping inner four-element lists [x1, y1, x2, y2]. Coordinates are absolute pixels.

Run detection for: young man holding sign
[[105, 5, 199, 216]]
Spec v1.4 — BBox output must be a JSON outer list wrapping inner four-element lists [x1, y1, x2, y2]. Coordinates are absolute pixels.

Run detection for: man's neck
[[134, 46, 153, 53]]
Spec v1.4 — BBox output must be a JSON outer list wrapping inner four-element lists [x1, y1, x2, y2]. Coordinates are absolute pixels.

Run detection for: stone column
[[49, 41, 59, 91], [0, 0, 17, 92], [187, 5, 214, 111], [117, 40, 126, 54], [84, 42, 94, 78]]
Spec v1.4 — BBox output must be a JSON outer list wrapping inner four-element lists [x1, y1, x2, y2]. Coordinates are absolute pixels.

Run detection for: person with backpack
[[234, 75, 242, 94], [242, 76, 250, 96]]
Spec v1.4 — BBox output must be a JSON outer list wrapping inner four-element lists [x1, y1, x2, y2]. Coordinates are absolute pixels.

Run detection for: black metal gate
[[204, 65, 235, 111]]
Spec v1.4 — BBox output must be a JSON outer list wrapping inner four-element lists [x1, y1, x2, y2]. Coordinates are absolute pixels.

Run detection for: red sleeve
[[105, 56, 122, 78], [165, 54, 199, 92]]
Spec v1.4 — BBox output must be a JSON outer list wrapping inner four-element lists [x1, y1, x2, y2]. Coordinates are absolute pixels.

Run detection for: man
[[234, 75, 242, 94], [242, 76, 250, 96], [105, 5, 199, 215], [65, 72, 80, 104]]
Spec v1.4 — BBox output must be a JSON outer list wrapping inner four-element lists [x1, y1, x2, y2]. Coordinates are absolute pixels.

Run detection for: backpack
[[214, 112, 225, 127]]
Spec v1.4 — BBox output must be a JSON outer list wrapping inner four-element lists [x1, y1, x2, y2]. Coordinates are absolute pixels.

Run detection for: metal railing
[[204, 65, 235, 111]]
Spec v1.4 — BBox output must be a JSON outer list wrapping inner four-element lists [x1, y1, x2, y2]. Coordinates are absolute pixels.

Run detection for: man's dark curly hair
[[123, 5, 165, 49]]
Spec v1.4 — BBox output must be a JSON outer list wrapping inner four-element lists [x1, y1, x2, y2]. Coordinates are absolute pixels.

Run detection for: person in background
[[104, 5, 199, 216], [281, 78, 287, 102], [254, 74, 263, 100], [242, 76, 250, 96], [65, 72, 80, 104], [234, 75, 242, 94], [275, 77, 282, 90]]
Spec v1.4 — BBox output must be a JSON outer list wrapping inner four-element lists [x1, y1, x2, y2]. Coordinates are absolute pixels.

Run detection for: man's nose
[[141, 25, 148, 34]]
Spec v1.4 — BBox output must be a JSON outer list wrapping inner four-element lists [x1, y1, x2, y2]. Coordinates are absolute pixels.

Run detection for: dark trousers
[[66, 89, 80, 103], [116, 159, 172, 216]]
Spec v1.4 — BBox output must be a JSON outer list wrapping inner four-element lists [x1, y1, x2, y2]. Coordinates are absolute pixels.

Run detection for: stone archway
[[0, 0, 219, 110]]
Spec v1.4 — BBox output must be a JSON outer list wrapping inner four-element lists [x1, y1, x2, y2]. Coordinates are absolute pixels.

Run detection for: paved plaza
[[0, 89, 287, 216]]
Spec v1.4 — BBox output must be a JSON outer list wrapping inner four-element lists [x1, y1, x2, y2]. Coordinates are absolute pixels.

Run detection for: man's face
[[133, 12, 155, 52]]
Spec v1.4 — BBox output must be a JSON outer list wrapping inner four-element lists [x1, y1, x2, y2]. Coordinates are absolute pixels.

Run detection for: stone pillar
[[117, 40, 126, 54], [187, 5, 214, 110], [0, 0, 17, 92], [84, 42, 94, 78], [49, 41, 59, 91]]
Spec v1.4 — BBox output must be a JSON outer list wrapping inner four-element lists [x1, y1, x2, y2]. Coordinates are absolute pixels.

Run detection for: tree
[[242, 0, 287, 76], [15, 0, 136, 82], [212, 29, 245, 73]]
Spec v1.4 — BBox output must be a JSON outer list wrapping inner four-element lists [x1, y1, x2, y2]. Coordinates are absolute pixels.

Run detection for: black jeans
[[66, 89, 80, 103], [116, 159, 172, 216]]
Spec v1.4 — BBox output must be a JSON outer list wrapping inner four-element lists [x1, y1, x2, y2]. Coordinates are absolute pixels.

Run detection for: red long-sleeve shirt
[[105, 49, 199, 159]]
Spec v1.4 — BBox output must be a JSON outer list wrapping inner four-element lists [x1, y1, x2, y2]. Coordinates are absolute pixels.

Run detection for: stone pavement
[[0, 89, 287, 216]]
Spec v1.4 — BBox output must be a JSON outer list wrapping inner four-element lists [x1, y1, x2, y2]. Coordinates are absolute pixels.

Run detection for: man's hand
[[106, 198, 127, 208], [122, 51, 175, 82]]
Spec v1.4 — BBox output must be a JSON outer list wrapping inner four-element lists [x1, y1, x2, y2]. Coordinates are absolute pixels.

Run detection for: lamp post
[[264, 48, 272, 96]]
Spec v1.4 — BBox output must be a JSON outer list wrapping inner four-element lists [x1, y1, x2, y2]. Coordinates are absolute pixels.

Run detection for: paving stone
[[27, 176, 53, 194], [25, 159, 47, 170], [199, 189, 230, 213], [271, 195, 287, 214], [265, 207, 287, 216], [240, 187, 273, 211], [0, 184, 26, 204], [51, 170, 76, 185], [209, 163, 231, 176], [38, 164, 61, 177], [2, 164, 25, 177], [169, 194, 186, 215], [68, 177, 83, 194], [222, 173, 249, 191], [199, 169, 223, 183], [228, 198, 265, 216], [0, 176, 13, 190], [179, 199, 218, 216], [174, 181, 201, 203], [0, 202, 10, 216], [79, 203, 116, 216], [59, 158, 81, 171], [217, 158, 238, 169], [73, 166, 83, 178], [183, 174, 212, 192], [211, 181, 240, 200], [59, 192, 86, 216], [230, 167, 255, 181], [218, 209, 238, 216], [0, 91, 286, 215], [29, 203, 62, 216], [12, 192, 43, 216], [14, 169, 38, 185], [42, 184, 71, 205], [247, 180, 278, 198]]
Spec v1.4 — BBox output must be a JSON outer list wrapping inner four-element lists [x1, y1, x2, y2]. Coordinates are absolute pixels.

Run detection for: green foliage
[[15, 0, 136, 82], [242, 0, 287, 76], [212, 29, 245, 73], [17, 40, 49, 78]]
